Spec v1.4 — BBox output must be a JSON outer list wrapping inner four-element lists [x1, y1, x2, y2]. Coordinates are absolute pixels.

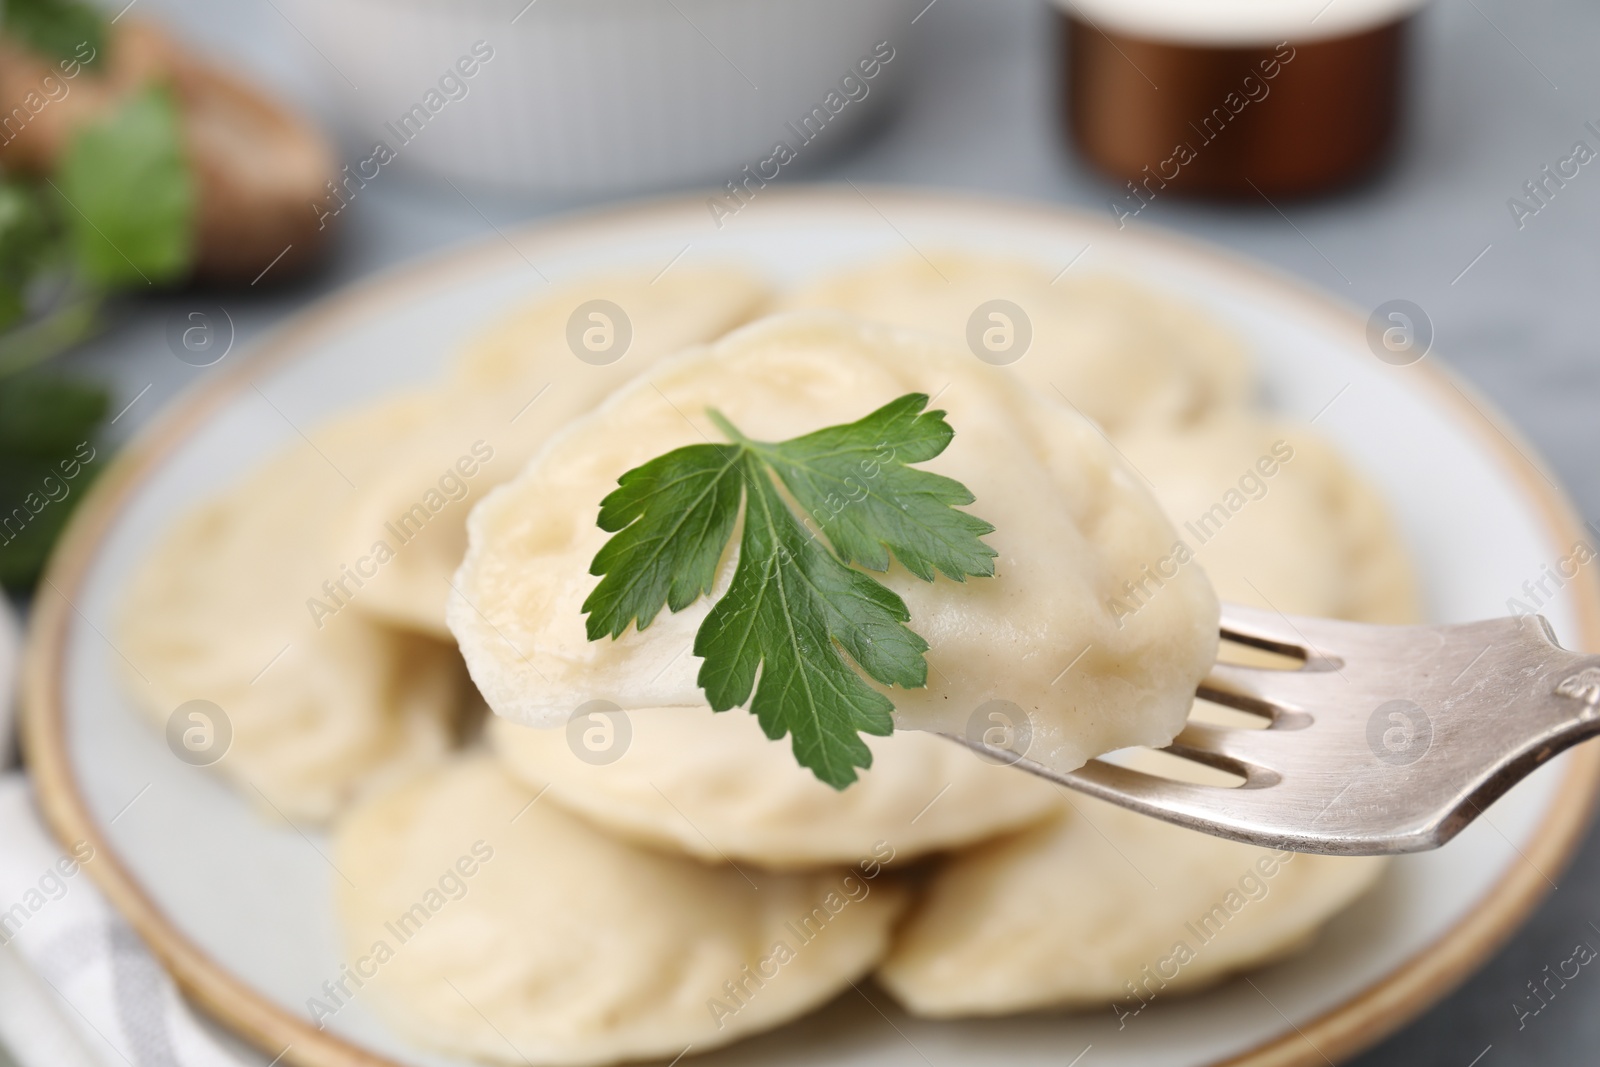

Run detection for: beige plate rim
[[22, 185, 1600, 1067]]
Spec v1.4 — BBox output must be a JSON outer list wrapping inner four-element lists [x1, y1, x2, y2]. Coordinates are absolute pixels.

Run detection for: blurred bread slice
[[0, 18, 334, 283]]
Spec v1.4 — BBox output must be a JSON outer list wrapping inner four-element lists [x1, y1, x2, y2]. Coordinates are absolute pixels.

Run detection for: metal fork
[[948, 603, 1600, 856]]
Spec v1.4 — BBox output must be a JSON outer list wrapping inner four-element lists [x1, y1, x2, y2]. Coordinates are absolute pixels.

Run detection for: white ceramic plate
[[24, 188, 1600, 1067]]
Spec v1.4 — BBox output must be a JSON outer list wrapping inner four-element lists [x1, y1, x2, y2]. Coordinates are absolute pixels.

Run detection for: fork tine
[[1046, 756, 1442, 854], [1165, 723, 1286, 783], [1217, 602, 1310, 656], [1219, 602, 1357, 667], [1199, 663, 1281, 715], [1200, 663, 1324, 720], [1052, 758, 1313, 849]]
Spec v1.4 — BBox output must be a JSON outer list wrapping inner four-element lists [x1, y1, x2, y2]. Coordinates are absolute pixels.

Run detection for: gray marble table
[[48, 0, 1600, 1063]]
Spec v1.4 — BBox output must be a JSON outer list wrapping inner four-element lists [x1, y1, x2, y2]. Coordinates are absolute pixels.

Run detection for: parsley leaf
[[0, 179, 106, 378], [0, 181, 57, 333], [3, 0, 106, 63], [57, 85, 196, 287], [737, 393, 999, 581], [583, 393, 997, 788], [0, 373, 108, 592], [0, 371, 105, 454]]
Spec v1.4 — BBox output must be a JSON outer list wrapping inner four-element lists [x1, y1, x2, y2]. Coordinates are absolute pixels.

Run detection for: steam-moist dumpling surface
[[779, 253, 1253, 434], [334, 756, 907, 1066], [119, 396, 468, 822], [877, 790, 1387, 1016], [451, 265, 770, 388], [490, 708, 1063, 869], [343, 267, 772, 637], [450, 312, 1219, 775], [1119, 415, 1423, 624]]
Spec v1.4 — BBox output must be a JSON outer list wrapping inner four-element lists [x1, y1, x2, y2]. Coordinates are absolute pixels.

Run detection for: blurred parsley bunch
[[0, 374, 106, 590], [1, 0, 198, 590]]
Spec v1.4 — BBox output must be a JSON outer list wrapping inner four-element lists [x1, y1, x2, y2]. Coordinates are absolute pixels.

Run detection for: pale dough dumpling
[[119, 396, 470, 822], [490, 708, 1063, 869], [329, 399, 514, 639], [341, 267, 771, 637], [451, 265, 770, 388], [779, 253, 1253, 434], [334, 756, 907, 1066], [1119, 415, 1423, 625], [877, 790, 1386, 1016], [450, 312, 1220, 777]]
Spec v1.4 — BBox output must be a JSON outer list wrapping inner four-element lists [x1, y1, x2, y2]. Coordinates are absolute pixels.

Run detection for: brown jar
[[1058, 0, 1421, 201]]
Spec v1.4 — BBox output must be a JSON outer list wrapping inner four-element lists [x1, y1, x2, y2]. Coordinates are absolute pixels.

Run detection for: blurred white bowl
[[285, 0, 916, 195]]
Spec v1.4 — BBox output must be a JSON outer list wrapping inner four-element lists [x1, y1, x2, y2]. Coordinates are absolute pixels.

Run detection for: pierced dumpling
[[450, 312, 1219, 779], [119, 396, 470, 822], [333, 756, 907, 1066], [489, 707, 1063, 869], [779, 252, 1253, 434]]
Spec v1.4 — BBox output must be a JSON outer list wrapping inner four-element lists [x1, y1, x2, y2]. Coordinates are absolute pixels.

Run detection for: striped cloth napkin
[[0, 598, 255, 1067]]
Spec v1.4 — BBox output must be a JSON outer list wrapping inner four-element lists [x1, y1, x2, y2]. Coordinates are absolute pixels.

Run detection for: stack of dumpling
[[120, 268, 771, 822], [119, 252, 1420, 1065]]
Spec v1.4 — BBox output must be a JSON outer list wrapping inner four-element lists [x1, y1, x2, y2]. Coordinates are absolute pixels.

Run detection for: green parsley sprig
[[0, 372, 107, 591], [583, 393, 997, 788], [4, 0, 106, 61], [2, 0, 197, 377], [0, 0, 195, 589]]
